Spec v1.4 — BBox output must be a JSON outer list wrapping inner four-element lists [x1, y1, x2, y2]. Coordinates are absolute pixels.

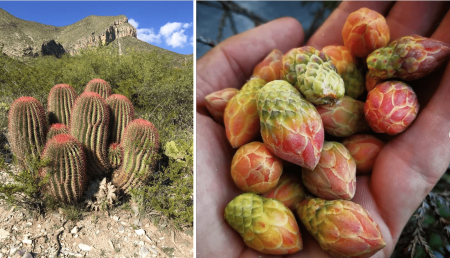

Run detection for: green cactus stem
[[8, 96, 48, 171], [106, 94, 135, 143], [40, 134, 87, 203], [112, 119, 159, 193], [84, 78, 112, 99], [108, 143, 122, 170], [70, 92, 110, 177], [47, 84, 77, 125], [47, 123, 70, 141]]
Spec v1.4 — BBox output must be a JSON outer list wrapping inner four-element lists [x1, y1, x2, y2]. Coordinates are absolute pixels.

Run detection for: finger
[[385, 1, 450, 40], [307, 1, 394, 49], [196, 115, 245, 257], [431, 9, 450, 43], [197, 17, 304, 115]]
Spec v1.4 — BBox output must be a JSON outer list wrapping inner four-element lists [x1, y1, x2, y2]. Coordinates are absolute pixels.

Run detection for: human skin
[[196, 1, 450, 258]]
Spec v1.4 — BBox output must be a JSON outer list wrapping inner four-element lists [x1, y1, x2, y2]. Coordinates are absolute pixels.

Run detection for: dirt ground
[[0, 169, 193, 258]]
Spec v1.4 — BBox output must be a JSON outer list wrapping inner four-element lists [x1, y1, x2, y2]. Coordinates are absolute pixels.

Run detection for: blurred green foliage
[[0, 44, 193, 228]]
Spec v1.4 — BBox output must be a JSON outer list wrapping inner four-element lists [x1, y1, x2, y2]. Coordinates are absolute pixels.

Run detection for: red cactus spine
[[84, 78, 112, 99], [106, 94, 135, 143], [112, 119, 159, 193], [47, 84, 77, 125], [70, 92, 110, 177], [40, 134, 87, 203], [8, 96, 47, 170], [47, 123, 70, 141]]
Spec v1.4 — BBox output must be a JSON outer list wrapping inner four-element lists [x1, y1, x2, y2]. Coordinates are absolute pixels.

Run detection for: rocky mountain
[[0, 8, 192, 62]]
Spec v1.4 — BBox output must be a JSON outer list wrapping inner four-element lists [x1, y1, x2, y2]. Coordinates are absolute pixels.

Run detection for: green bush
[[131, 138, 193, 229], [0, 44, 193, 228]]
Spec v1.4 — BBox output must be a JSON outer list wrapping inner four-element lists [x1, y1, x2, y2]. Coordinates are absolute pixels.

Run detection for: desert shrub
[[131, 137, 193, 229]]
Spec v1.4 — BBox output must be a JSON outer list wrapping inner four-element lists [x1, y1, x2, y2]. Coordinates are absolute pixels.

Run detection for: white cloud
[[166, 30, 187, 48], [190, 36, 193, 46], [137, 28, 161, 44], [128, 18, 139, 29], [131, 20, 192, 49]]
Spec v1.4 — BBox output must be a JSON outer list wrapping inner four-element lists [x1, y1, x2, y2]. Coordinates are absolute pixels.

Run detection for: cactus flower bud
[[224, 78, 267, 148], [342, 7, 390, 58], [281, 46, 345, 105], [252, 49, 284, 82], [231, 142, 283, 194], [302, 141, 356, 200], [342, 134, 385, 174], [256, 80, 324, 170], [317, 96, 369, 137], [364, 81, 419, 135], [297, 198, 386, 258], [225, 193, 303, 255], [262, 172, 305, 211], [367, 35, 450, 81], [204, 88, 239, 124]]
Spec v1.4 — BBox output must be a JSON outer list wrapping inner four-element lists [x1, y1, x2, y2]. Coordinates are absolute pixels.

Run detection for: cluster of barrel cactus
[[205, 6, 450, 257], [7, 78, 159, 204]]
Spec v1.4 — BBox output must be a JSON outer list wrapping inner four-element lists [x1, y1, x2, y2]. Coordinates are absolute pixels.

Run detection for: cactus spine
[[47, 84, 77, 125], [106, 94, 135, 143], [47, 123, 70, 141], [108, 143, 123, 169], [40, 134, 87, 203], [70, 92, 110, 177], [112, 119, 159, 192], [8, 97, 47, 170], [85, 78, 112, 99]]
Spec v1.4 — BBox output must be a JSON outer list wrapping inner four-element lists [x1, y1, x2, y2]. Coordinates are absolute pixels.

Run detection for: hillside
[[0, 8, 190, 62]]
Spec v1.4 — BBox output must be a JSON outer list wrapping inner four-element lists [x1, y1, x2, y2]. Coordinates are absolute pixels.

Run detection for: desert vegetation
[[0, 43, 193, 230]]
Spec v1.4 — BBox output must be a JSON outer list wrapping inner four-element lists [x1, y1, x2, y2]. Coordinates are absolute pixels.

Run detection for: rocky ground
[[0, 169, 193, 258]]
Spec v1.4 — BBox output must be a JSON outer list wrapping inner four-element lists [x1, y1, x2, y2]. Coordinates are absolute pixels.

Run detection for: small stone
[[71, 226, 78, 234], [25, 222, 32, 227], [9, 246, 18, 255], [78, 243, 92, 252], [96, 230, 99, 234], [0, 228, 9, 239], [149, 247, 158, 254], [138, 241, 144, 246], [145, 235, 153, 243], [135, 229, 145, 236], [139, 246, 149, 258], [22, 239, 32, 245], [9, 206, 15, 212], [108, 240, 114, 250], [1, 248, 7, 253], [74, 234, 78, 238], [22, 252, 33, 258], [112, 215, 120, 221], [118, 225, 124, 234], [37, 224, 41, 228], [159, 237, 164, 240]]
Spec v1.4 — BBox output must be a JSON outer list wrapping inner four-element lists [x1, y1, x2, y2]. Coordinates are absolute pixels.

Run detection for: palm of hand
[[196, 2, 450, 257]]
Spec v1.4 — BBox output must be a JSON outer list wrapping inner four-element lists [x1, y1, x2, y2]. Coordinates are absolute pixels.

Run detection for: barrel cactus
[[106, 94, 135, 143], [47, 123, 70, 141], [47, 84, 77, 125], [8, 96, 48, 170], [84, 78, 112, 99], [40, 134, 87, 203], [70, 92, 110, 177], [112, 119, 159, 193]]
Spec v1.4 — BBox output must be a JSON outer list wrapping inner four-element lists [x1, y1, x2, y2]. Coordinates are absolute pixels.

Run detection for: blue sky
[[0, 1, 194, 55]]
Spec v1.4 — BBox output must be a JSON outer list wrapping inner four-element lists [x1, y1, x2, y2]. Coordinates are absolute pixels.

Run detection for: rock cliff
[[0, 9, 137, 58]]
